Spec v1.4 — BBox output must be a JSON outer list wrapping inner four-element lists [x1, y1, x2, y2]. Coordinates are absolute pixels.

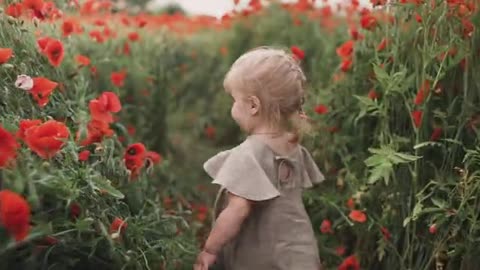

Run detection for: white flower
[[15, 74, 34, 90]]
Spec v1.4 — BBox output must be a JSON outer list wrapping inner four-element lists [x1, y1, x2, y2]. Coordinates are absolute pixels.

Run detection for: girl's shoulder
[[203, 137, 325, 200], [203, 137, 281, 201]]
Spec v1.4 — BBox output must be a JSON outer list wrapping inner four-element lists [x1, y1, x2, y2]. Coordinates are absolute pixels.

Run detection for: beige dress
[[203, 135, 325, 270]]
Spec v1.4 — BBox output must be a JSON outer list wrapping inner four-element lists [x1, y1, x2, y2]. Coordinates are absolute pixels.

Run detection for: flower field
[[0, 0, 479, 269]]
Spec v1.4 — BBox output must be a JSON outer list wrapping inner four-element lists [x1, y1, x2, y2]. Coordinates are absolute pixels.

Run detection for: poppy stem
[[0, 170, 3, 190]]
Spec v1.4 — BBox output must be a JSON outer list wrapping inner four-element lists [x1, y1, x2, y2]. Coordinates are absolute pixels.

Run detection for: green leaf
[[392, 152, 422, 163], [373, 64, 389, 86], [368, 162, 393, 185], [403, 216, 411, 227], [364, 154, 386, 167], [431, 198, 447, 209], [76, 218, 95, 232], [414, 141, 443, 149], [89, 175, 125, 199], [354, 95, 376, 107], [377, 238, 387, 262], [412, 202, 424, 220], [441, 138, 464, 145], [368, 147, 386, 156]]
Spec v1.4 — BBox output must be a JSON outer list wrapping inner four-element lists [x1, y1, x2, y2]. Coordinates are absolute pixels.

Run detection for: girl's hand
[[195, 192, 252, 270], [193, 250, 217, 270]]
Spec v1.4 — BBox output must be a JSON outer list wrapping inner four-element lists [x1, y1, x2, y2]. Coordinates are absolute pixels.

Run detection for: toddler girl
[[194, 46, 325, 270]]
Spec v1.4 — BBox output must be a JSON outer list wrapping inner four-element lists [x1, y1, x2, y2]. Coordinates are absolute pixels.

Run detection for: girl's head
[[223, 46, 309, 138]]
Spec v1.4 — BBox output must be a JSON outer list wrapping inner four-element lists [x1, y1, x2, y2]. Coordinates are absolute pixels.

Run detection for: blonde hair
[[223, 46, 311, 141]]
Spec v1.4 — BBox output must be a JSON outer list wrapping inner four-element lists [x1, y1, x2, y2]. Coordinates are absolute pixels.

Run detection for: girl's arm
[[203, 192, 252, 255]]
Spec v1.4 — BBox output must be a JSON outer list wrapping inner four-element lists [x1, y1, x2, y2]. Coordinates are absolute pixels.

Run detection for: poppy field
[[0, 0, 479, 269]]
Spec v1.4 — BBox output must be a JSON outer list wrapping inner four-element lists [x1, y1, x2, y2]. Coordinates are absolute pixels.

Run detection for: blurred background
[[148, 0, 371, 17]]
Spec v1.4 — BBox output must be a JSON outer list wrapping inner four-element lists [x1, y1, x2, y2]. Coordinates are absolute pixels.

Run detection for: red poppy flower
[[462, 19, 474, 38], [0, 48, 13, 64], [6, 3, 23, 18], [44, 39, 64, 67], [0, 190, 31, 241], [429, 224, 437, 234], [41, 2, 62, 21], [124, 143, 147, 179], [196, 204, 208, 214], [62, 19, 75, 37], [39, 38, 64, 67], [22, 0, 44, 12], [248, 0, 262, 11], [314, 104, 329, 114], [123, 42, 131, 56], [146, 151, 162, 165], [336, 40, 354, 59], [29, 77, 58, 107], [103, 27, 116, 39], [412, 110, 423, 128], [70, 202, 81, 220], [456, 3, 471, 17], [380, 226, 391, 240], [93, 19, 106, 26], [127, 32, 140, 42], [89, 92, 122, 123], [110, 217, 127, 234], [340, 58, 353, 72], [124, 143, 146, 160], [377, 38, 389, 51], [24, 120, 70, 159], [349, 26, 363, 40], [135, 17, 147, 28], [415, 12, 422, 23], [16, 119, 42, 141], [77, 119, 114, 146], [349, 210, 367, 223], [328, 126, 339, 133], [163, 196, 173, 209], [121, 17, 130, 26], [90, 66, 98, 76], [370, 0, 387, 6], [220, 46, 228, 56], [360, 13, 377, 30], [338, 255, 360, 270], [320, 219, 333, 234], [431, 127, 442, 141], [37, 37, 54, 52], [195, 212, 207, 222], [78, 150, 90, 161], [0, 126, 19, 168], [89, 30, 104, 43], [204, 125, 216, 139], [346, 197, 355, 209], [75, 55, 90, 67], [335, 246, 346, 256], [414, 80, 430, 105], [460, 58, 468, 70], [291, 46, 305, 61], [127, 125, 136, 136], [368, 89, 379, 100], [110, 71, 127, 87]]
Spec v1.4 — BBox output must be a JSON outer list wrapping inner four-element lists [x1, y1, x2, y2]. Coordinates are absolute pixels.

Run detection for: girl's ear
[[248, 96, 261, 116]]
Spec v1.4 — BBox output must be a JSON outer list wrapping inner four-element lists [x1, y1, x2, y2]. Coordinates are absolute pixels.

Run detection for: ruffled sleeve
[[300, 147, 326, 188], [203, 147, 281, 201]]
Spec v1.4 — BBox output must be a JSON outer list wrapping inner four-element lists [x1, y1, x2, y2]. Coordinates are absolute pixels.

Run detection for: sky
[[148, 0, 371, 18]]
